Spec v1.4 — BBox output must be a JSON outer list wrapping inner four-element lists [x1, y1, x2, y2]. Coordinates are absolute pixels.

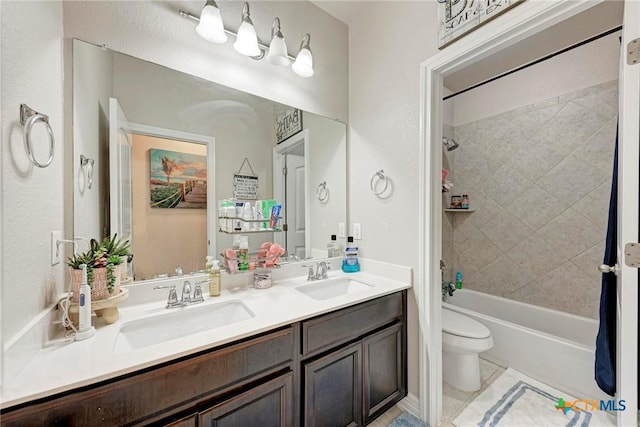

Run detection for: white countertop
[[1, 259, 411, 409]]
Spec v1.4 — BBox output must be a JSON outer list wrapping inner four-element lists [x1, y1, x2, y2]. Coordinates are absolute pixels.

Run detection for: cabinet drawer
[[301, 292, 403, 357], [1, 327, 295, 426]]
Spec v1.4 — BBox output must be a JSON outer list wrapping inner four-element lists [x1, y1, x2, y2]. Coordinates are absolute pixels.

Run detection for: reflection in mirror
[[73, 39, 347, 282]]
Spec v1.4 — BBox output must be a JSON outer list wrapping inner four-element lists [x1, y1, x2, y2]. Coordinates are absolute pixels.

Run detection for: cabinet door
[[363, 323, 405, 424], [165, 413, 197, 427], [199, 373, 293, 427], [304, 343, 362, 427]]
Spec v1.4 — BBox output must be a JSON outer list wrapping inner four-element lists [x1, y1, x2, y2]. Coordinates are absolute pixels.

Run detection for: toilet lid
[[442, 309, 491, 339]]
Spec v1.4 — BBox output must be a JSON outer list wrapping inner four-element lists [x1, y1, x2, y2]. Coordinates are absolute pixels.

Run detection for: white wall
[[1, 0, 64, 373], [348, 1, 441, 398], [63, 1, 348, 123], [450, 31, 620, 125]]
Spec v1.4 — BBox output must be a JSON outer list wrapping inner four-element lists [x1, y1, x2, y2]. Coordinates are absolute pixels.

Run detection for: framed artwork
[[438, 0, 525, 48], [149, 148, 207, 209]]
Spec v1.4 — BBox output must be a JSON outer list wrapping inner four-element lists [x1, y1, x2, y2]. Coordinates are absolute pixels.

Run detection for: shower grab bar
[[20, 104, 55, 168]]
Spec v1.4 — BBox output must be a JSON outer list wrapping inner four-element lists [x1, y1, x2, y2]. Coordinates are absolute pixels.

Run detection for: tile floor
[[368, 357, 505, 427], [441, 357, 505, 426]]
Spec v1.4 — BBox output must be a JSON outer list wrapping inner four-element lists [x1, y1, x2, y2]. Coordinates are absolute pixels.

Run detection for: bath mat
[[387, 410, 429, 427], [452, 368, 616, 426]]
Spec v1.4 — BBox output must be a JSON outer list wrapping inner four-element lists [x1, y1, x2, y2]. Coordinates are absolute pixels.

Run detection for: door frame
[[126, 123, 216, 258], [417, 1, 621, 425], [273, 130, 310, 258]]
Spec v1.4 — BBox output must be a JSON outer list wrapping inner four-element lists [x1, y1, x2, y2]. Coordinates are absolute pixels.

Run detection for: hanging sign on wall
[[233, 157, 259, 199], [233, 174, 258, 199], [437, 0, 525, 48], [276, 108, 303, 144]]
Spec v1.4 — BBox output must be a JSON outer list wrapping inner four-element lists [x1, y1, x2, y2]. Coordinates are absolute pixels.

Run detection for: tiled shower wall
[[443, 80, 617, 319]]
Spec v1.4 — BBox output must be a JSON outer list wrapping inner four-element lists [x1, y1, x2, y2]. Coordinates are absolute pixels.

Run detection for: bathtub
[[443, 289, 610, 401]]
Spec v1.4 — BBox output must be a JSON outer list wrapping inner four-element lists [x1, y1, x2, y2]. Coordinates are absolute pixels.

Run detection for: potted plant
[[66, 234, 130, 302]]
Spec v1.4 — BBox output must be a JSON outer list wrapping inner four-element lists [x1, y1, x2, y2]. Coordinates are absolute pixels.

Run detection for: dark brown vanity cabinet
[[1, 290, 406, 427], [301, 291, 407, 427]]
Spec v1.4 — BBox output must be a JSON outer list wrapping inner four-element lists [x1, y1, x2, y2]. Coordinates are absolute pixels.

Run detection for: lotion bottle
[[209, 259, 221, 297]]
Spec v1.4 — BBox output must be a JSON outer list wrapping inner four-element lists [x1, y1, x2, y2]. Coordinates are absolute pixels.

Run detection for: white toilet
[[442, 307, 493, 392]]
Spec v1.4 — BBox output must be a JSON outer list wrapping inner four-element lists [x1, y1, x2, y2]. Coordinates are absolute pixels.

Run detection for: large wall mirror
[[72, 39, 346, 282]]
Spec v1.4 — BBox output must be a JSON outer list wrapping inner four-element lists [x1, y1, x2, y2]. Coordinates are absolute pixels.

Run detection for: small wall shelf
[[444, 209, 476, 213]]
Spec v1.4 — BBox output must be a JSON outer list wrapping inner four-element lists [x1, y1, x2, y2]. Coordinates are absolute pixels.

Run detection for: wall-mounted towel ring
[[370, 170, 389, 196], [316, 181, 330, 203], [80, 155, 95, 189], [20, 104, 55, 168]]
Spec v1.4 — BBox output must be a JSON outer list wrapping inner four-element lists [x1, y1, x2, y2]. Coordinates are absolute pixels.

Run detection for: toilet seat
[[442, 308, 490, 339]]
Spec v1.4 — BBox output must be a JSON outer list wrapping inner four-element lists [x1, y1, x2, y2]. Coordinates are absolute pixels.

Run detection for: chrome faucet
[[442, 281, 455, 299], [315, 261, 330, 280], [155, 280, 204, 308], [302, 261, 331, 281]]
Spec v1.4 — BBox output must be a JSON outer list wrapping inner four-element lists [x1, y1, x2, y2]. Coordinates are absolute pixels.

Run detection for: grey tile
[[507, 235, 564, 280], [474, 255, 532, 296], [455, 228, 503, 273], [572, 180, 612, 232], [537, 262, 602, 312], [572, 300, 600, 320], [507, 185, 566, 230], [477, 207, 533, 252], [504, 101, 564, 135], [572, 117, 617, 174], [537, 101, 611, 152], [507, 132, 570, 181], [571, 241, 606, 284], [507, 281, 557, 311], [536, 209, 602, 260], [537, 154, 609, 206], [569, 80, 618, 119], [484, 164, 532, 206]]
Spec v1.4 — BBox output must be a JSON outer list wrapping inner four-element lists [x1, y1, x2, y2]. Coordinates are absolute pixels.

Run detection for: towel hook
[[316, 181, 330, 203], [20, 104, 55, 168], [80, 155, 95, 189], [370, 170, 389, 196]]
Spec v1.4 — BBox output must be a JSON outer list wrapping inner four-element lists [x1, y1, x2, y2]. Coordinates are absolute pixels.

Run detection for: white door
[[285, 153, 306, 259], [109, 98, 133, 248], [616, 2, 639, 425]]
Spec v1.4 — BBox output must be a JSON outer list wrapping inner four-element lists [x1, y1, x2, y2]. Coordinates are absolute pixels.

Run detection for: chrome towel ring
[[20, 104, 54, 168], [316, 181, 330, 203], [370, 170, 389, 196], [80, 155, 95, 189]]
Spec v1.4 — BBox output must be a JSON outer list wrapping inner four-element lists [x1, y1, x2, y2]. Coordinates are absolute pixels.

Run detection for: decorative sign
[[437, 0, 525, 48], [233, 174, 258, 199], [276, 108, 302, 144]]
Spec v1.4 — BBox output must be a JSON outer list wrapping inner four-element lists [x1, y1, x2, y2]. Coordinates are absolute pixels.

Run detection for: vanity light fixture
[[233, 3, 261, 57], [291, 34, 314, 78], [196, 0, 227, 44], [266, 18, 291, 66], [180, 2, 314, 77]]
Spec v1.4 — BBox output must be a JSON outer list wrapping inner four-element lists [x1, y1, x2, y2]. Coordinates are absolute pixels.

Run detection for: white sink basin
[[114, 300, 255, 353], [294, 277, 374, 300]]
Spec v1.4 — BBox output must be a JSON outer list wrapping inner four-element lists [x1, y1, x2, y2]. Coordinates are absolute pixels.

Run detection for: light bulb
[[267, 18, 291, 66], [233, 3, 261, 57], [196, 1, 227, 44], [292, 34, 313, 77]]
